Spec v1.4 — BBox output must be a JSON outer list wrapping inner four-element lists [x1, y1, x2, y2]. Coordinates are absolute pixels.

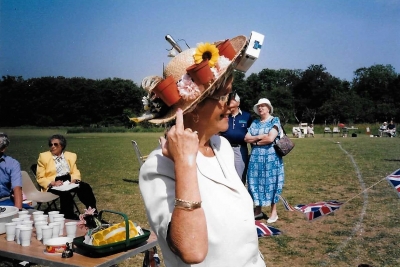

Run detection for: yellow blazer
[[37, 151, 81, 191]]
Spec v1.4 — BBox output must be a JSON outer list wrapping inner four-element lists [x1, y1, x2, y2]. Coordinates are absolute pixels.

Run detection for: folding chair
[[30, 164, 81, 216], [332, 127, 340, 136], [323, 127, 332, 137], [21, 171, 59, 213], [131, 140, 148, 167]]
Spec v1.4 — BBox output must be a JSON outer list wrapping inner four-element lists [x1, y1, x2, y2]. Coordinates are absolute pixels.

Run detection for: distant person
[[387, 120, 396, 137], [292, 127, 301, 138], [245, 98, 284, 223], [379, 122, 388, 137], [307, 124, 314, 137], [220, 93, 253, 184], [36, 134, 97, 219], [0, 133, 23, 210]]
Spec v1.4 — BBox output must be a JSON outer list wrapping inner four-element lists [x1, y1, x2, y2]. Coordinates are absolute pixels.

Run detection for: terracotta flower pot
[[153, 76, 181, 106], [186, 60, 214, 85], [217, 39, 236, 61]]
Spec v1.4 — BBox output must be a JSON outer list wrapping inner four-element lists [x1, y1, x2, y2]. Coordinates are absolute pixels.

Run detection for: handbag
[[273, 125, 295, 157]]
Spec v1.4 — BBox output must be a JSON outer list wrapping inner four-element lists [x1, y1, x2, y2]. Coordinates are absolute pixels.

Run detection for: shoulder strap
[[272, 116, 287, 136]]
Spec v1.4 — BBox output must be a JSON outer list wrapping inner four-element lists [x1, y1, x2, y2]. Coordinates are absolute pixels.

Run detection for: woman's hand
[[160, 109, 199, 165], [51, 180, 63, 187]]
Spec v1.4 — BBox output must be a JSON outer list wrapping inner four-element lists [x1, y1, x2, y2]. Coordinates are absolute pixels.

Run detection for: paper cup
[[5, 222, 17, 242], [53, 217, 65, 236], [20, 226, 33, 246], [65, 221, 78, 238], [49, 222, 60, 238], [48, 211, 59, 223], [34, 221, 47, 241], [41, 225, 54, 244]]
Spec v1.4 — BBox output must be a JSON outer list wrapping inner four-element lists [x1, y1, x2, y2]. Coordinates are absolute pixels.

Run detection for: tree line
[[0, 63, 399, 127]]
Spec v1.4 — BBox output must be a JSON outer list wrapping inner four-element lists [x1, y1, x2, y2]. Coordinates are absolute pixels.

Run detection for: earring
[[193, 113, 199, 123]]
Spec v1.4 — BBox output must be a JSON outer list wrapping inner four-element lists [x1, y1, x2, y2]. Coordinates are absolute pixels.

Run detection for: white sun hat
[[253, 98, 273, 115]]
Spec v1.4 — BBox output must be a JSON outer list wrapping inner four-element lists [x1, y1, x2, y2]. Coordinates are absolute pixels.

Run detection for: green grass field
[[1, 128, 399, 267]]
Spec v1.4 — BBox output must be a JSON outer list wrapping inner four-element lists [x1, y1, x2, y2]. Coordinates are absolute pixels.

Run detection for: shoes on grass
[[254, 212, 265, 220], [267, 216, 278, 223]]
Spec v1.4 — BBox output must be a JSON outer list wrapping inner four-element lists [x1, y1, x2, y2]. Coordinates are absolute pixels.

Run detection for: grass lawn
[[1, 128, 399, 267]]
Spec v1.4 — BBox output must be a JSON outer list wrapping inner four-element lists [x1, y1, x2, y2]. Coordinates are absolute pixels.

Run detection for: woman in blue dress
[[245, 98, 284, 223]]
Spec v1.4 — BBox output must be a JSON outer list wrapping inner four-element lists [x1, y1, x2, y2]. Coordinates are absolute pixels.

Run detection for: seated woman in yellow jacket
[[36, 134, 97, 220]]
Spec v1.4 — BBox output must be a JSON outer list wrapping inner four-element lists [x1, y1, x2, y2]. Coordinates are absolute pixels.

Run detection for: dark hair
[[48, 134, 67, 151]]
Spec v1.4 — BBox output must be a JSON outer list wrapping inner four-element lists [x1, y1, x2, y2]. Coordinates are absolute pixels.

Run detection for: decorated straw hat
[[131, 35, 248, 124]]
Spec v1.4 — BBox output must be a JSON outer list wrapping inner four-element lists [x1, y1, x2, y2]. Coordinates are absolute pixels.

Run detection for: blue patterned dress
[[247, 116, 284, 206]]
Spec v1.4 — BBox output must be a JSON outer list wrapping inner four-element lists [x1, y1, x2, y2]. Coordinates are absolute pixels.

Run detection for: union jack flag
[[255, 220, 282, 237], [386, 169, 400, 198], [295, 200, 343, 221], [279, 195, 296, 211]]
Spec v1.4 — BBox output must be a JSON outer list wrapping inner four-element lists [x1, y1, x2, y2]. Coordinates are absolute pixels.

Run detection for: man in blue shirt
[[220, 94, 253, 184], [0, 133, 23, 210]]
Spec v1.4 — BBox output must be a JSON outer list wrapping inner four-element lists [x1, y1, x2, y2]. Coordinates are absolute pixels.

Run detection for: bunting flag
[[279, 195, 343, 221], [279, 195, 296, 211], [386, 168, 400, 198], [255, 220, 282, 237], [294, 200, 344, 221]]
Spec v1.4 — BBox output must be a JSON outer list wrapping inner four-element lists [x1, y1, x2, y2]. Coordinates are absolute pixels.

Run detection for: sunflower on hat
[[194, 42, 219, 68]]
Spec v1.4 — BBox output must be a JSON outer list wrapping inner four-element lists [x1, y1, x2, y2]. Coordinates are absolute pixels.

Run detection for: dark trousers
[[48, 181, 97, 219]]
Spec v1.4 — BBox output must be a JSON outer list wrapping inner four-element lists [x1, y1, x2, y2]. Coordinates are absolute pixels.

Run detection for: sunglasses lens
[[49, 143, 59, 147]]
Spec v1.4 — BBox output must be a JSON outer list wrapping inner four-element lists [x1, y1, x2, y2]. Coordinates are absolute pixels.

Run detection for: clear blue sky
[[1, 0, 399, 85]]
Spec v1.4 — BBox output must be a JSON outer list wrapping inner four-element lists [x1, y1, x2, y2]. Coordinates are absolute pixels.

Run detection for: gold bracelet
[[174, 198, 202, 211]]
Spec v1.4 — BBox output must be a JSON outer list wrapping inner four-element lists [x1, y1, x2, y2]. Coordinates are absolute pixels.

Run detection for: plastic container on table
[[72, 210, 150, 257]]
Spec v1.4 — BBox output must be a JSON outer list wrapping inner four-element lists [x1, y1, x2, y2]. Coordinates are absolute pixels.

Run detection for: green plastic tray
[[72, 210, 151, 257]]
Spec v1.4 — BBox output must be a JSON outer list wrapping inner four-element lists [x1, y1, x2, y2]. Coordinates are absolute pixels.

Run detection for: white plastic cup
[[49, 222, 60, 238], [40, 214, 49, 222], [20, 226, 33, 246], [41, 225, 53, 244], [15, 225, 25, 244], [34, 221, 47, 241], [48, 211, 60, 223], [32, 211, 44, 220], [21, 220, 34, 227], [18, 210, 29, 217], [53, 217, 65, 236], [65, 221, 78, 238], [19, 214, 31, 221], [5, 222, 17, 242], [34, 218, 47, 228], [11, 218, 24, 225], [52, 213, 64, 220]]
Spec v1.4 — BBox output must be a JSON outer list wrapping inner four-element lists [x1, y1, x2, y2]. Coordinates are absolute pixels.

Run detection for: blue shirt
[[221, 109, 253, 145], [0, 154, 22, 199]]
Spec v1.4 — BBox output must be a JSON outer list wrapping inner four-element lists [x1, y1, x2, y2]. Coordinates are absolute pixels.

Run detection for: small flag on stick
[[295, 200, 343, 221]]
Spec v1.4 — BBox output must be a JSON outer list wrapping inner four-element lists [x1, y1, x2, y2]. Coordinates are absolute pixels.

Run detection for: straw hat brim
[[149, 35, 248, 124]]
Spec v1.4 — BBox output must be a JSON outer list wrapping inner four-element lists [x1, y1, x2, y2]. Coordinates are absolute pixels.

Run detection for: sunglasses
[[207, 91, 236, 106], [48, 143, 60, 147]]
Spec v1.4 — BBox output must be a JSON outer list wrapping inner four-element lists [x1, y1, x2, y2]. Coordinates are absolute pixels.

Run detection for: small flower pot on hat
[[217, 39, 236, 61], [186, 60, 214, 85], [153, 75, 181, 107]]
